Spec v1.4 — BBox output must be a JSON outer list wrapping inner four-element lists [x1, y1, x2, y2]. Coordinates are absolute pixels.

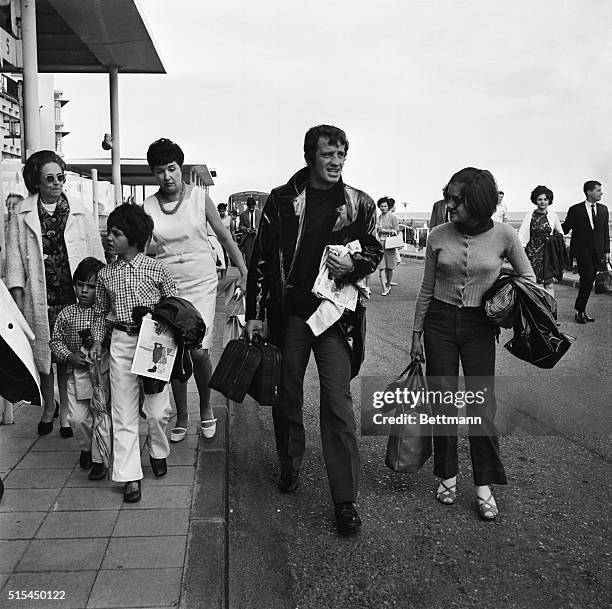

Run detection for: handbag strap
[[228, 296, 245, 317]]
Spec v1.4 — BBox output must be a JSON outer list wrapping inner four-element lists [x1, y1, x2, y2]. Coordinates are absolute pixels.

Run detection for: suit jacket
[[238, 209, 262, 236], [562, 201, 609, 259], [429, 199, 448, 228]]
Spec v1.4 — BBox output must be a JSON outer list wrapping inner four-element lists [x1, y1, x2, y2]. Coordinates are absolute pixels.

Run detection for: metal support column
[[20, 0, 41, 159], [109, 68, 122, 206], [91, 168, 99, 229]]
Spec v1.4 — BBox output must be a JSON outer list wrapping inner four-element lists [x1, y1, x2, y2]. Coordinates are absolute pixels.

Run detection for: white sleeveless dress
[[144, 187, 218, 349]]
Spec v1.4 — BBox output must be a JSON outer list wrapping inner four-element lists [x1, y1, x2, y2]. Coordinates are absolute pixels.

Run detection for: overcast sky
[[56, 0, 612, 212]]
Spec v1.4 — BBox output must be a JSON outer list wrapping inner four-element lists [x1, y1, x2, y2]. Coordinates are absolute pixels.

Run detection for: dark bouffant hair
[[303, 124, 349, 166], [72, 257, 105, 285], [217, 203, 227, 212], [107, 204, 154, 252], [377, 197, 389, 209], [23, 150, 67, 194], [583, 180, 601, 196], [146, 138, 185, 170], [445, 167, 498, 222], [530, 185, 554, 205]]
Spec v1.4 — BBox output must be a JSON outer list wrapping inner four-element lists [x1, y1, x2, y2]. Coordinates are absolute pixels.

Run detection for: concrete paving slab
[[54, 487, 124, 511], [0, 540, 29, 572], [146, 447, 197, 466], [0, 488, 60, 513], [36, 510, 118, 539], [0, 512, 45, 540], [16, 451, 78, 469], [30, 435, 80, 451], [2, 570, 97, 609], [87, 567, 182, 608], [0, 573, 9, 595], [101, 535, 186, 570], [0, 436, 36, 451], [112, 508, 190, 537], [121, 485, 192, 510], [0, 451, 23, 472], [141, 465, 195, 486], [15, 538, 108, 572], [3, 467, 72, 489], [64, 468, 115, 488]]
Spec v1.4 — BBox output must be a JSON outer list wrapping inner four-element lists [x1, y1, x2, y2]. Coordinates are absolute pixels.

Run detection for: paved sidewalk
[[0, 289, 231, 609]]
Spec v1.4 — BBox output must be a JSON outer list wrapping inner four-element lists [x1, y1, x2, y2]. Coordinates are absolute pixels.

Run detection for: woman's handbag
[[385, 360, 432, 473], [384, 234, 405, 250], [209, 338, 262, 402], [222, 298, 245, 348]]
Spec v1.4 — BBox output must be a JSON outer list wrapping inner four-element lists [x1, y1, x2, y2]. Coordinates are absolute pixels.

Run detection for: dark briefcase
[[209, 338, 262, 403], [248, 335, 282, 406]]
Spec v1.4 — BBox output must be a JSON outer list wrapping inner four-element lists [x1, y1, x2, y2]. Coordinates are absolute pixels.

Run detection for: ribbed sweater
[[412, 222, 536, 332]]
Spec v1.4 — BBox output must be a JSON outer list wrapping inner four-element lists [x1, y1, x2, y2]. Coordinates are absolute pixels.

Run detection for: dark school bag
[[209, 338, 262, 402], [248, 334, 282, 406]]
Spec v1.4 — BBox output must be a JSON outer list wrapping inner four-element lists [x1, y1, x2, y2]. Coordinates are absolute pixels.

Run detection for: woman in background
[[518, 185, 563, 296], [376, 197, 399, 295]]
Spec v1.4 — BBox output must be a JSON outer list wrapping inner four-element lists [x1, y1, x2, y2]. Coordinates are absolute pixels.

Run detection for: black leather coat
[[245, 167, 383, 377]]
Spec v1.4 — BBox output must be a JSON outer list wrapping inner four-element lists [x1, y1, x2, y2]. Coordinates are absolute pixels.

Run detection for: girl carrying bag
[[385, 360, 432, 473]]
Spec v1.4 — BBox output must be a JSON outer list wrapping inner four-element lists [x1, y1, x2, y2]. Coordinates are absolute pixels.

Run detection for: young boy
[[50, 257, 109, 479], [91, 204, 177, 503]]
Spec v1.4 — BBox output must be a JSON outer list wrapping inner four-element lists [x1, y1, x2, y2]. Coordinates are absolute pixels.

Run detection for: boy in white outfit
[[91, 204, 177, 503], [50, 257, 109, 480]]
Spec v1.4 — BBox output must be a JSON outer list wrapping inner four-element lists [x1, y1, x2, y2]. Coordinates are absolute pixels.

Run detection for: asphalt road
[[228, 261, 611, 609]]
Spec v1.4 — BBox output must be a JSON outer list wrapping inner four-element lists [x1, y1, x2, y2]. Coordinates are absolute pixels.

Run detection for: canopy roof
[[67, 158, 215, 187], [36, 0, 165, 74]]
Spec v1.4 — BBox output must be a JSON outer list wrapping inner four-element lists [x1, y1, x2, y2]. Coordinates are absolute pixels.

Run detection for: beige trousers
[[109, 329, 171, 483]]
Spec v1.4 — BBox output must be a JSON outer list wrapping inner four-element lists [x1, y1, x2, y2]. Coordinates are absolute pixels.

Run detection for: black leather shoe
[[149, 457, 167, 478], [278, 469, 300, 493], [124, 480, 141, 503], [88, 462, 107, 481], [575, 312, 587, 324], [60, 426, 73, 438], [335, 502, 362, 536], [37, 420, 53, 436], [79, 451, 92, 470], [584, 312, 595, 322]]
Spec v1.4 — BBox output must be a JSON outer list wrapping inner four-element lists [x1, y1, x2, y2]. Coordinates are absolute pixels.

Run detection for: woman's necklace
[[157, 182, 186, 215]]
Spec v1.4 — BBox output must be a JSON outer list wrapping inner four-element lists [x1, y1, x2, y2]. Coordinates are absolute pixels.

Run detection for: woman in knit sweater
[[410, 167, 535, 520]]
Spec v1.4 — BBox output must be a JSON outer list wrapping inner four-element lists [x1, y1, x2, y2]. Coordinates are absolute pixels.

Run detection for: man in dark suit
[[429, 187, 448, 228], [238, 197, 262, 268], [562, 180, 610, 323]]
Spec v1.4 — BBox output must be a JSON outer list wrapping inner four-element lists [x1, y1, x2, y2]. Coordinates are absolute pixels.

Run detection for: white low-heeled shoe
[[200, 418, 218, 439], [170, 415, 188, 443]]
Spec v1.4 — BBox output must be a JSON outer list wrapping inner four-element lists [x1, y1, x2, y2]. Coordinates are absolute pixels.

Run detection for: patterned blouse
[[38, 195, 76, 329]]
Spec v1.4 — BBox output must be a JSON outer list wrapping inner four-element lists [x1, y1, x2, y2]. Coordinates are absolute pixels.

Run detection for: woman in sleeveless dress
[[144, 139, 247, 440]]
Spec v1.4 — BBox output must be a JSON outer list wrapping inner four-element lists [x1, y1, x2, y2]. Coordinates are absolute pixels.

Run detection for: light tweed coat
[[5, 194, 104, 373]]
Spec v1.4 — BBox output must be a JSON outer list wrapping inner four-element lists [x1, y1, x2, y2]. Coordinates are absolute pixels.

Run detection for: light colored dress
[[377, 211, 400, 270], [144, 187, 218, 349]]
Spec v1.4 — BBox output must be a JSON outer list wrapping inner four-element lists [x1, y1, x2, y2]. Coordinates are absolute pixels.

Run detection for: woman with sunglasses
[[5, 150, 104, 436], [410, 167, 535, 520]]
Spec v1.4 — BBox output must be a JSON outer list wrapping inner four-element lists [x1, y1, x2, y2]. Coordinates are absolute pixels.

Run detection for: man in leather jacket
[[245, 125, 382, 535]]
